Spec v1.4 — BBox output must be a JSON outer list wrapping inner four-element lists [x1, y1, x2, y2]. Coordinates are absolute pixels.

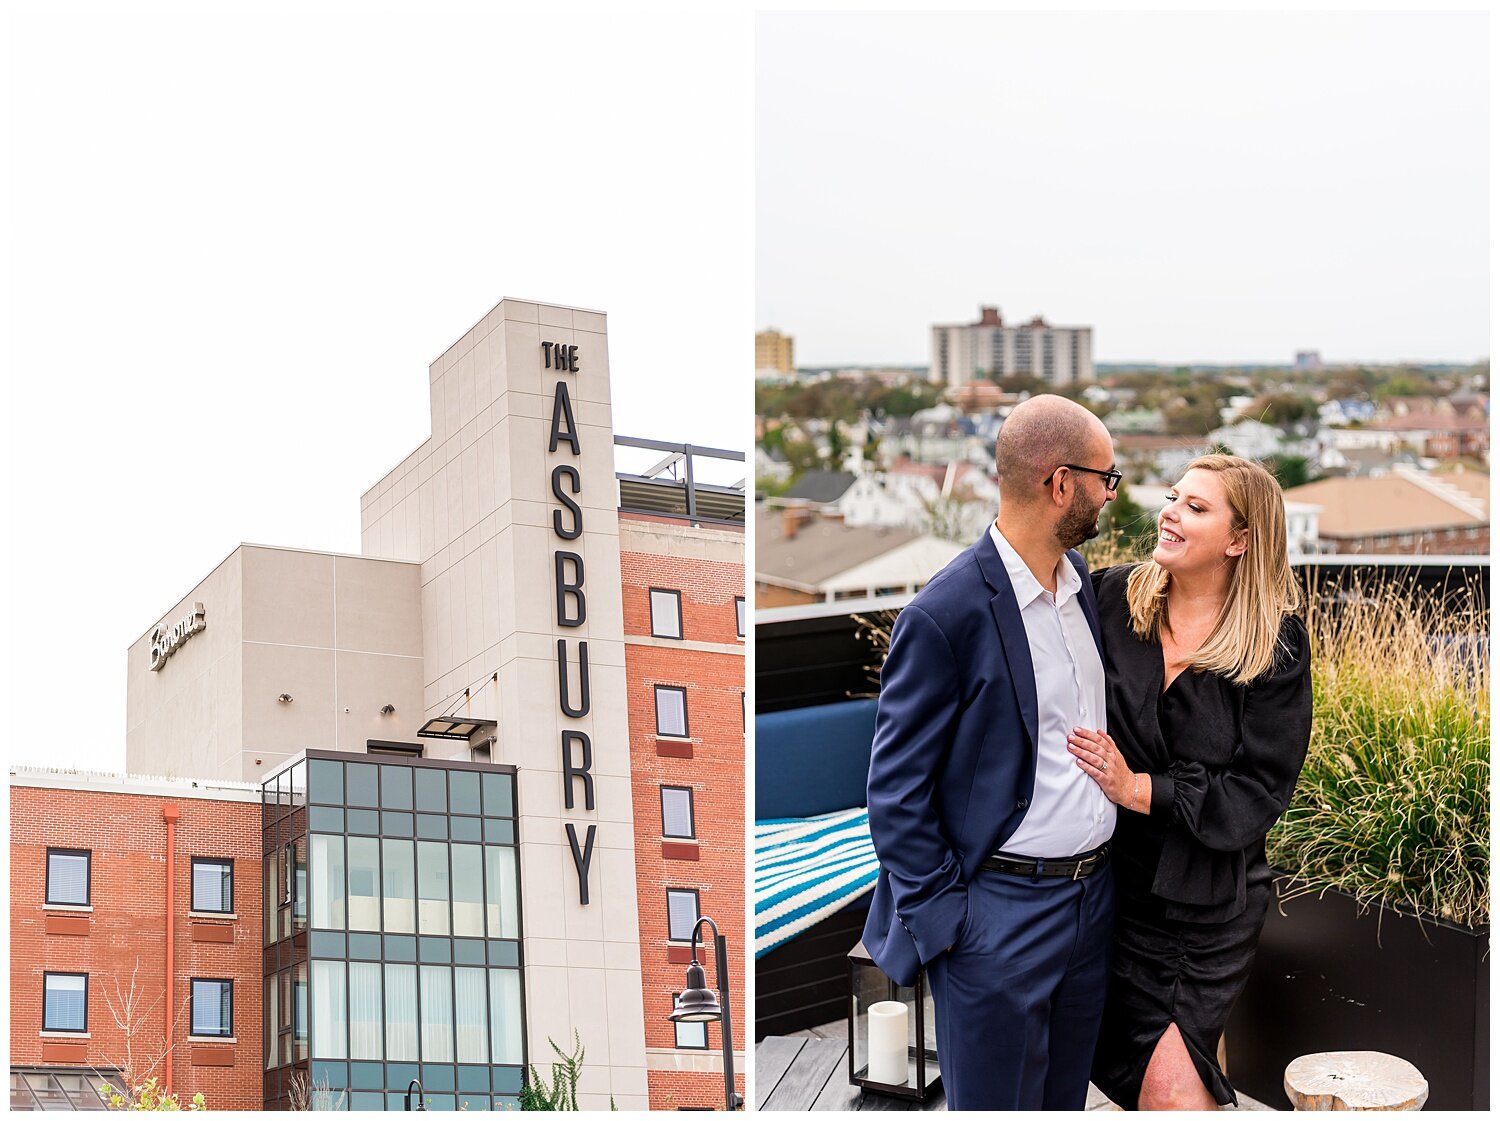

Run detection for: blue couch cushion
[[754, 697, 879, 820]]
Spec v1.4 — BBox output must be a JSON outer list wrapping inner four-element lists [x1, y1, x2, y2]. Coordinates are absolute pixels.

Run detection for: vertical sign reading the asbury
[[546, 339, 596, 904]]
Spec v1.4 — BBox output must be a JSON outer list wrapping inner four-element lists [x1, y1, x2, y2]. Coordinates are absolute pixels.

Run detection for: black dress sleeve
[[1159, 615, 1314, 854], [1090, 563, 1124, 600], [1146, 615, 1314, 920]]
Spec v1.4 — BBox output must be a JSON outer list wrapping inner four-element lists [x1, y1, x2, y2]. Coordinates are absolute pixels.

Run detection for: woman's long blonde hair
[[1124, 454, 1301, 685]]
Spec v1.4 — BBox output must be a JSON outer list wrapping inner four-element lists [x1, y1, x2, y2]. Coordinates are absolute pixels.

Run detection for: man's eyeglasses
[[1043, 464, 1123, 493]]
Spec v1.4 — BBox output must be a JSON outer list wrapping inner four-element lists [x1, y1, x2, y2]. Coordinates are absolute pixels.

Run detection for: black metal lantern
[[846, 939, 941, 1102]]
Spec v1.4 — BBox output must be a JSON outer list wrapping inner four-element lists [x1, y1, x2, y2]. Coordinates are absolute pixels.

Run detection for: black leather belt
[[982, 844, 1110, 881]]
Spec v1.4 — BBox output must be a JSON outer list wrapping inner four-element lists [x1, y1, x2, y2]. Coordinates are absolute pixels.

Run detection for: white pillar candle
[[867, 1000, 909, 1086]]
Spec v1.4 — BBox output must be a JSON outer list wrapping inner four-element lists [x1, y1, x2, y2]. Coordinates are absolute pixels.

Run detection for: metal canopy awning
[[416, 717, 498, 741]]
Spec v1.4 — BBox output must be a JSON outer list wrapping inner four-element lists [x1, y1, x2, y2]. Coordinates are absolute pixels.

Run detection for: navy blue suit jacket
[[861, 533, 1103, 986]]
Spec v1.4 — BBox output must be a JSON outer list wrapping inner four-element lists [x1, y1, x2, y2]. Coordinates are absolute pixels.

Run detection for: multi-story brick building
[[11, 299, 746, 1111], [619, 518, 746, 1108], [10, 770, 263, 1111]]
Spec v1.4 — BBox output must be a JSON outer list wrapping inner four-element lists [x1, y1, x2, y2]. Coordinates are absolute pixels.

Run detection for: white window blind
[[46, 851, 89, 906], [192, 860, 231, 912], [650, 590, 683, 639], [655, 686, 687, 736], [661, 788, 694, 839], [44, 974, 86, 1031], [666, 890, 699, 942]]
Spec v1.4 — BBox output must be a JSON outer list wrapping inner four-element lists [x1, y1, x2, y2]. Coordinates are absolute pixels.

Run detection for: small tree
[[918, 494, 975, 544], [1262, 453, 1311, 489], [287, 1070, 346, 1111], [94, 958, 201, 1111], [1241, 393, 1318, 425]]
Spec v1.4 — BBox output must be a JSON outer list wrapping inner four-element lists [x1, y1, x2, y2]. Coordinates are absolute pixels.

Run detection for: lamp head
[[668, 959, 722, 1022]]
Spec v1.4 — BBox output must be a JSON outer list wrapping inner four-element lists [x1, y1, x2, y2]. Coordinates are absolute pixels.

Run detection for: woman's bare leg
[[1137, 1023, 1219, 1111]]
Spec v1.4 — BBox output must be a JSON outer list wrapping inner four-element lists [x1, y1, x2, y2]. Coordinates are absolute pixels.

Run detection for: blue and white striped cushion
[[754, 807, 878, 959]]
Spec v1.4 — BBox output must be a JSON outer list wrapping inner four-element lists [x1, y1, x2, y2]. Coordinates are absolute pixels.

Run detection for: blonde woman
[[1067, 455, 1313, 1110]]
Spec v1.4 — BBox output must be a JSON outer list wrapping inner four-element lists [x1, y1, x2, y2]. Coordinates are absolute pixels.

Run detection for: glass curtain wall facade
[[262, 752, 525, 1111]]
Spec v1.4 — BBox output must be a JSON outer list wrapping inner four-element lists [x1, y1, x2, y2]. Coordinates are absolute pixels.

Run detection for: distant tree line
[[756, 375, 947, 424]]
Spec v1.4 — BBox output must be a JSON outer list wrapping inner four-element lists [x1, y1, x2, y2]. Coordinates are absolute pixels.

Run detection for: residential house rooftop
[[755, 508, 965, 602], [1282, 469, 1488, 539], [778, 470, 857, 505]]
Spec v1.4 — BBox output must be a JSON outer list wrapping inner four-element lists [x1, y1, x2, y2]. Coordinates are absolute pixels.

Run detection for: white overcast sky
[[757, 9, 1490, 367], [3, 5, 751, 772]]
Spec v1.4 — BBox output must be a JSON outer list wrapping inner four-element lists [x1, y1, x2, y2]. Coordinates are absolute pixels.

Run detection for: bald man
[[862, 395, 1121, 1110]]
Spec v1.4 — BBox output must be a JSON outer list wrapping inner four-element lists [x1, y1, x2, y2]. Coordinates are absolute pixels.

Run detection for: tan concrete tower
[[357, 298, 646, 1108]]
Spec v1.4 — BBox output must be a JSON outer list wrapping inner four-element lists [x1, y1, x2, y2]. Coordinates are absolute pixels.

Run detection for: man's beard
[[1055, 488, 1102, 550]]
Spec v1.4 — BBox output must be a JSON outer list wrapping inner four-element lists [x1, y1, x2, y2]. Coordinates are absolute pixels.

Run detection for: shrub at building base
[[100, 1077, 206, 1112], [519, 1032, 616, 1111]]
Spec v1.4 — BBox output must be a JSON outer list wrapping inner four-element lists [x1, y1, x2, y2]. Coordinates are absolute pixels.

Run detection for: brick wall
[[648, 1067, 749, 1111], [620, 537, 747, 1111], [10, 785, 263, 1111], [1326, 528, 1489, 555], [756, 580, 818, 609]]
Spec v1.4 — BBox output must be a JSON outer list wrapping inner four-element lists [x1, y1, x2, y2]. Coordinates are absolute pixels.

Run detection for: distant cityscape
[[755, 304, 1489, 607]]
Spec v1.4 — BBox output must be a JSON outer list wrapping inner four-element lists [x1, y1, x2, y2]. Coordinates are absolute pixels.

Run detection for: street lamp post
[[666, 914, 743, 1110], [404, 1078, 425, 1111]]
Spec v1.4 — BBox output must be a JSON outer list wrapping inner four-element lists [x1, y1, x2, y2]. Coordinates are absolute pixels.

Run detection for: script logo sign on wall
[[150, 602, 206, 671], [545, 340, 598, 905]]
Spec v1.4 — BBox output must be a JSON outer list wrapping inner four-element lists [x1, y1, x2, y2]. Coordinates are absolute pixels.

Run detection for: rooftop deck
[[755, 1021, 1274, 1110]]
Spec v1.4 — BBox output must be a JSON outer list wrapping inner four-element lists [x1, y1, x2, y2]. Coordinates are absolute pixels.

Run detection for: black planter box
[[1227, 875, 1489, 1111], [755, 906, 870, 1041]]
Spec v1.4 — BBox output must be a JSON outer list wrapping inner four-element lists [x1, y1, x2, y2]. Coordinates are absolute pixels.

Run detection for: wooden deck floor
[[755, 1022, 1275, 1111], [756, 1032, 945, 1112]]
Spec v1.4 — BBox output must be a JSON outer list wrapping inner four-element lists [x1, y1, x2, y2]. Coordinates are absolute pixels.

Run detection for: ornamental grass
[[1268, 576, 1489, 928]]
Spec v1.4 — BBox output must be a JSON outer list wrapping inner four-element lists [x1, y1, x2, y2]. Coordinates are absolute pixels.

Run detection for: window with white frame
[[735, 597, 745, 639], [650, 589, 683, 640]]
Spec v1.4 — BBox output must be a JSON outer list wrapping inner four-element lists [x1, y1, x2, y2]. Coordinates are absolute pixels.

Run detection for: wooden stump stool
[[1284, 1051, 1428, 1111]]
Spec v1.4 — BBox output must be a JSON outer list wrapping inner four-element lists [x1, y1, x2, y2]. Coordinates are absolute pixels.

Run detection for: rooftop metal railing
[[615, 436, 746, 527]]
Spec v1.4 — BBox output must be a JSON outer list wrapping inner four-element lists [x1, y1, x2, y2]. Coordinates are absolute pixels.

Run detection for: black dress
[[1088, 565, 1313, 1109]]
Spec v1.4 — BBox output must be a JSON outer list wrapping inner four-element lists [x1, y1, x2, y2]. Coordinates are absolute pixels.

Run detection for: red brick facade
[[1323, 526, 1490, 555], [621, 518, 748, 1110], [10, 783, 263, 1111]]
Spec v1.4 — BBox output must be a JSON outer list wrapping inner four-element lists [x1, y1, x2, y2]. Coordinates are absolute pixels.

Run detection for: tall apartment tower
[[930, 305, 1094, 389], [755, 328, 795, 375]]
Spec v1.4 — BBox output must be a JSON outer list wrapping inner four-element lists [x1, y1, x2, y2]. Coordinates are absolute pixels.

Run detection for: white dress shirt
[[988, 522, 1115, 858]]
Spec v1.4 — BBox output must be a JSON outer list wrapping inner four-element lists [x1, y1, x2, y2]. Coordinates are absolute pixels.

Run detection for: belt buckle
[[1072, 858, 1086, 881]]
